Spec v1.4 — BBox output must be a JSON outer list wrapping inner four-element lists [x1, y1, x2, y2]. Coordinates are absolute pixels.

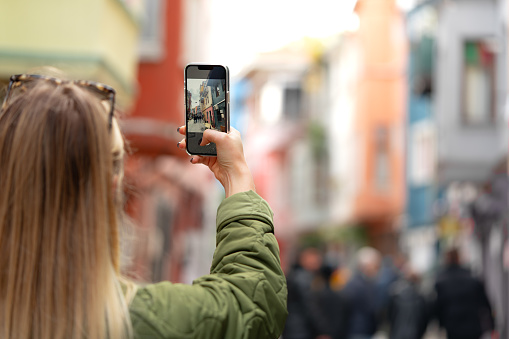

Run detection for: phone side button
[[227, 103, 230, 132]]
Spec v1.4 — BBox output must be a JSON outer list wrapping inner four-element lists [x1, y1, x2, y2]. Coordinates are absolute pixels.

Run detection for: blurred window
[[411, 35, 434, 97], [314, 151, 328, 205], [408, 6, 437, 99], [139, 0, 165, 61], [260, 83, 282, 124], [283, 87, 302, 120], [410, 121, 435, 185], [462, 39, 496, 125], [375, 126, 390, 192]]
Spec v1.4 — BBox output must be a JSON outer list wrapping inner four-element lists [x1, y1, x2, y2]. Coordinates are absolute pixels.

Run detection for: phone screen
[[185, 64, 229, 156]]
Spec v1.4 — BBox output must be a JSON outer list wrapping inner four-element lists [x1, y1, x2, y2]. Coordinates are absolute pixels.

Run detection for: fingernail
[[190, 158, 194, 163]]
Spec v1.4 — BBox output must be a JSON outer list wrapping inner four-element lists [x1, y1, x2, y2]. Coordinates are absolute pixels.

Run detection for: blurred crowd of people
[[282, 246, 496, 339]]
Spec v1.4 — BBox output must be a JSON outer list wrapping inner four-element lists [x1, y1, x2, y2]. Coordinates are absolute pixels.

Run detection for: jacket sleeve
[[129, 190, 288, 339]]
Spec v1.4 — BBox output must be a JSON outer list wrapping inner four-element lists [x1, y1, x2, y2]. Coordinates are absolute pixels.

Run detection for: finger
[[177, 125, 186, 136], [226, 126, 241, 138], [177, 137, 186, 150], [201, 128, 236, 146], [190, 155, 204, 164], [200, 125, 239, 140]]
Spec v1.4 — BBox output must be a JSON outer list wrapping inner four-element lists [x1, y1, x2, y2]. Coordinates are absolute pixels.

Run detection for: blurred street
[[1, 0, 509, 337], [187, 119, 207, 133]]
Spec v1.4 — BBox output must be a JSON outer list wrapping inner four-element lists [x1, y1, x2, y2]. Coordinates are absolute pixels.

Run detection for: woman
[[0, 74, 287, 339]]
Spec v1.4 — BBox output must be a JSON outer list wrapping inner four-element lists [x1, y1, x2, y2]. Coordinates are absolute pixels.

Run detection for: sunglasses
[[2, 74, 116, 131]]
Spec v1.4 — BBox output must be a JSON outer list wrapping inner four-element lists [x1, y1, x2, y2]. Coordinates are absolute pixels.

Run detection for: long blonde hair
[[0, 78, 133, 338]]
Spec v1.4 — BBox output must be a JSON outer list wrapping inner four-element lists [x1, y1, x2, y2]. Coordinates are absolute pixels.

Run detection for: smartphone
[[185, 63, 229, 156]]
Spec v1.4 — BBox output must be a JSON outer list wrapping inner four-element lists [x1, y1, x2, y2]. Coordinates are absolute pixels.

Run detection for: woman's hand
[[177, 126, 255, 198]]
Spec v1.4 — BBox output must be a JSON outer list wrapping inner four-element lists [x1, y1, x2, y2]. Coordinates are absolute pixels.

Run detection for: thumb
[[201, 128, 223, 145]]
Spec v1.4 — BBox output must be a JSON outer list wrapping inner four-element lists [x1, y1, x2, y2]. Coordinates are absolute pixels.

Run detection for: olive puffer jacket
[[128, 190, 288, 338]]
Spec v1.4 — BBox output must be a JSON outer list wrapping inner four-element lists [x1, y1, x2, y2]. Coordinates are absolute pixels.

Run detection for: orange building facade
[[352, 0, 407, 252]]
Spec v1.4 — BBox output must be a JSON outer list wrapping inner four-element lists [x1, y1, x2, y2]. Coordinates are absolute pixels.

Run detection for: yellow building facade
[[0, 0, 141, 109]]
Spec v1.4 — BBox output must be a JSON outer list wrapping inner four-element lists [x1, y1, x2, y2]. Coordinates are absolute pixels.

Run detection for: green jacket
[[129, 190, 288, 338]]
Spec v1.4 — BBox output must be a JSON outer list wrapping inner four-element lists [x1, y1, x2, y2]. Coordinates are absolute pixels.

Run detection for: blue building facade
[[406, 2, 437, 229], [403, 2, 439, 275], [405, 0, 509, 335]]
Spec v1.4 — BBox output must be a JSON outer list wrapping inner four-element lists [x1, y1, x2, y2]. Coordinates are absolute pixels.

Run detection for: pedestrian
[[284, 246, 351, 339], [433, 248, 496, 339], [309, 264, 350, 339], [283, 247, 324, 339], [387, 266, 429, 339], [376, 255, 404, 314], [0, 73, 287, 339], [341, 246, 382, 339]]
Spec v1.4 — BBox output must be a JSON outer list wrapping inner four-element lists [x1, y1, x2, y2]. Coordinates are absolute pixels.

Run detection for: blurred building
[[340, 0, 406, 255], [0, 0, 141, 107], [237, 0, 407, 269], [0, 0, 220, 286], [236, 44, 326, 270], [0, 0, 144, 269], [404, 0, 508, 335], [320, 0, 407, 258], [122, 0, 220, 285], [404, 1, 439, 277]]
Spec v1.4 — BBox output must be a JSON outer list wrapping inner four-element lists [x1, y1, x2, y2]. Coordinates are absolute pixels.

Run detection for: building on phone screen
[[208, 78, 227, 131]]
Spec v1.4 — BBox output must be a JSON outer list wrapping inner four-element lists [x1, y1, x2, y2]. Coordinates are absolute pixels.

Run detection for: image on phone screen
[[186, 65, 228, 156]]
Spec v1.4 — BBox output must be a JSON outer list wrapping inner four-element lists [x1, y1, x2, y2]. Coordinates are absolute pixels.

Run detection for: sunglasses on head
[[2, 74, 116, 131]]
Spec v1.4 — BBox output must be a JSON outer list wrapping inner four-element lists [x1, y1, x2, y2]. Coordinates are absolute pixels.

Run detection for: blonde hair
[[0, 79, 133, 338]]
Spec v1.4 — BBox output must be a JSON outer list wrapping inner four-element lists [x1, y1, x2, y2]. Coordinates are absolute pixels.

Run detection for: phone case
[[184, 63, 229, 156]]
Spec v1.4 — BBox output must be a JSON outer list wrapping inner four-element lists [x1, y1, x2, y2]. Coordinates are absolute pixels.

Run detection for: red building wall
[[126, 0, 187, 158], [122, 0, 212, 284]]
